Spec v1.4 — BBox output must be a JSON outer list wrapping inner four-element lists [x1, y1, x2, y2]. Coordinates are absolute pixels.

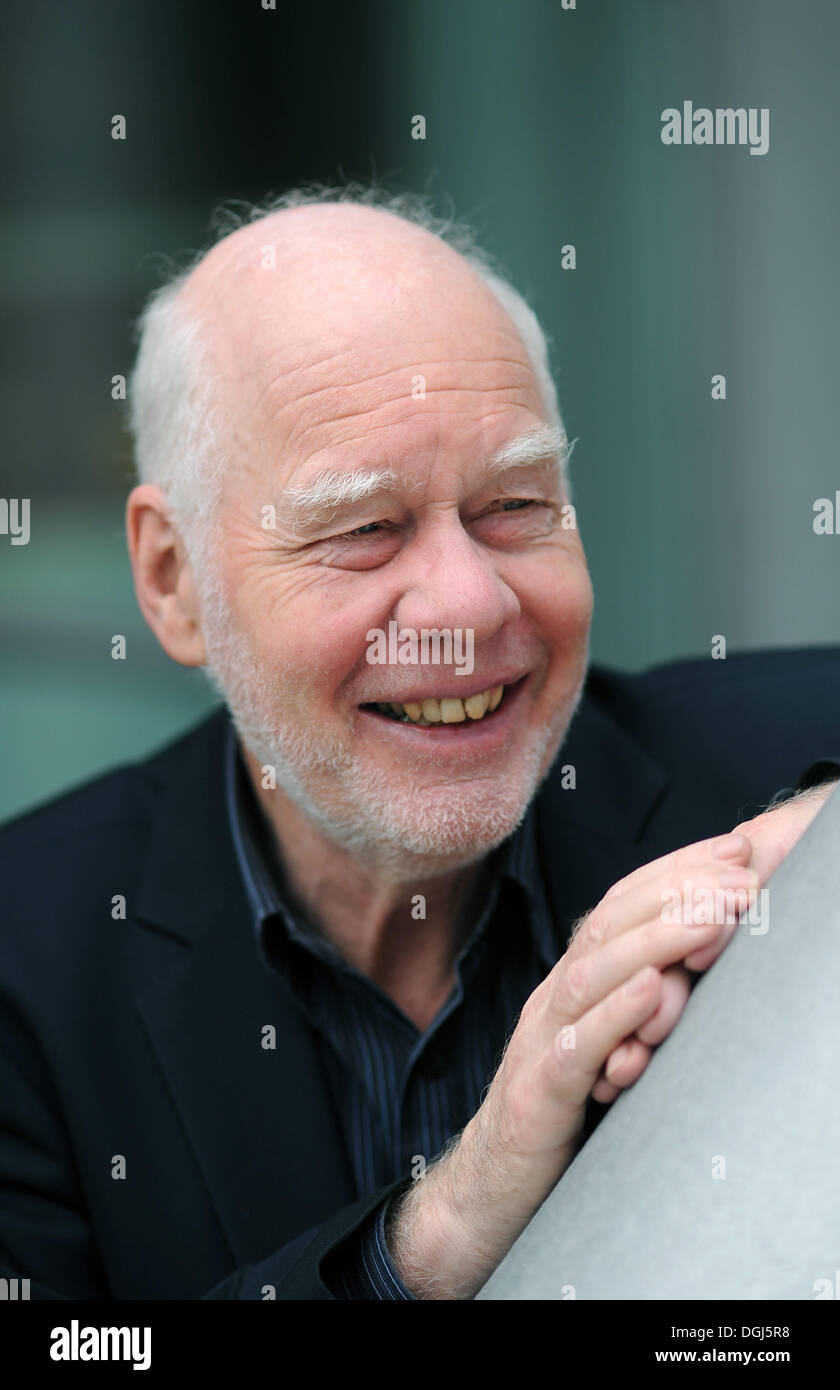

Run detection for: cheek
[[529, 558, 594, 658], [231, 570, 382, 705], [267, 613, 362, 704], [568, 567, 595, 647]]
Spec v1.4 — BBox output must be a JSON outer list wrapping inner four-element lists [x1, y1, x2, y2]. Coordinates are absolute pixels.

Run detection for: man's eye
[[499, 499, 534, 512], [341, 521, 388, 539]]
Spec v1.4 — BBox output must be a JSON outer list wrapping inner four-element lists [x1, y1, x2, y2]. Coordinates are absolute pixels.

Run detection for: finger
[[592, 1036, 653, 1102], [683, 915, 740, 971], [593, 965, 692, 1099], [734, 787, 835, 883], [567, 860, 759, 965], [682, 879, 763, 969], [594, 966, 692, 1100], [598, 832, 753, 905], [549, 965, 664, 1105], [634, 963, 691, 1046], [551, 965, 664, 1102], [547, 870, 757, 1035]]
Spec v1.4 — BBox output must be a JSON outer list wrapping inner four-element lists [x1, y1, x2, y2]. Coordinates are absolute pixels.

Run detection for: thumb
[[733, 781, 838, 884]]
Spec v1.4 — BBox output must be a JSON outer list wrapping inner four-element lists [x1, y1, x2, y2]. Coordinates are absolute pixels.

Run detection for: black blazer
[[1, 648, 838, 1299]]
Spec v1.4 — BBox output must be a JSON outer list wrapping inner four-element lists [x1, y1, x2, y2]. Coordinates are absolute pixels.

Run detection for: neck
[[241, 745, 489, 1030]]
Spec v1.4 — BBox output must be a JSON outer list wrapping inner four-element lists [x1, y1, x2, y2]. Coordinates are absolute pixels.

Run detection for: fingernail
[[711, 833, 748, 860], [606, 1045, 627, 1081]]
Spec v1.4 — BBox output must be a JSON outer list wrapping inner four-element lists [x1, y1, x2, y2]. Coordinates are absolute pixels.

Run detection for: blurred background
[[1, 0, 837, 820]]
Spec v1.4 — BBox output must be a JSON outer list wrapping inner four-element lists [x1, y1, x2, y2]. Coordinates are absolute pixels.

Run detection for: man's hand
[[388, 779, 837, 1299], [389, 829, 756, 1298], [592, 778, 837, 1100]]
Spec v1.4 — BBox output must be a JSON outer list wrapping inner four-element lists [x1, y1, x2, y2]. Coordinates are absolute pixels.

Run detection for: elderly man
[[0, 188, 837, 1301]]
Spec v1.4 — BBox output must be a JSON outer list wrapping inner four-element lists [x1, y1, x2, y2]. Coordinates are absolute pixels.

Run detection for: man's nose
[[392, 516, 520, 642]]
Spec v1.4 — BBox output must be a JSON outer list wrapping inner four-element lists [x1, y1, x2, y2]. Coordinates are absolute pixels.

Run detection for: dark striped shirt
[[224, 719, 561, 1298]]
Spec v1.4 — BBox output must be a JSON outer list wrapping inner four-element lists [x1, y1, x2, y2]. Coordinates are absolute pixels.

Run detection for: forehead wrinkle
[[253, 348, 540, 420], [249, 357, 416, 424], [284, 379, 541, 446], [225, 301, 540, 409], [262, 381, 541, 486]]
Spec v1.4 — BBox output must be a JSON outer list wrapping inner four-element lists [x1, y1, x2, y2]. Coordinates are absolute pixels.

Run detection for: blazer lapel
[[536, 694, 670, 945], [132, 708, 356, 1266]]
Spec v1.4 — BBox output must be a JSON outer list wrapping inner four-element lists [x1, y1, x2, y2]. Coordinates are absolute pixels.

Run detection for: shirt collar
[[224, 714, 560, 976]]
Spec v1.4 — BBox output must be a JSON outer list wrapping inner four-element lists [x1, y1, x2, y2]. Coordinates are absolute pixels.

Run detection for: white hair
[[128, 182, 566, 582]]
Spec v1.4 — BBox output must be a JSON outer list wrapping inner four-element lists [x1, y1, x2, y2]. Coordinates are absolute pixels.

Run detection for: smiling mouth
[[361, 680, 518, 727]]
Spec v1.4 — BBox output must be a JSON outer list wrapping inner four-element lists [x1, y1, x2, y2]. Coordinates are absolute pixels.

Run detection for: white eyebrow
[[488, 425, 575, 477], [279, 425, 575, 525], [281, 467, 400, 521]]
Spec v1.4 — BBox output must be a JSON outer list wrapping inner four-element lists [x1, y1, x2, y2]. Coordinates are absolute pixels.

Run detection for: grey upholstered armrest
[[478, 783, 840, 1300]]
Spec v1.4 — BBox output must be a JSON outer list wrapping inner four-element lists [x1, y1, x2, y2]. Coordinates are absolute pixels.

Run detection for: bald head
[[183, 199, 475, 306], [178, 203, 543, 460]]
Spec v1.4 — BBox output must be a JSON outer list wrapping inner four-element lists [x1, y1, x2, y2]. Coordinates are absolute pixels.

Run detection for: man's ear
[[125, 484, 207, 667]]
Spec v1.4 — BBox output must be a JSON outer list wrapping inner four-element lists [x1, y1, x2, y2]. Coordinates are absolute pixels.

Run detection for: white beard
[[196, 562, 581, 881]]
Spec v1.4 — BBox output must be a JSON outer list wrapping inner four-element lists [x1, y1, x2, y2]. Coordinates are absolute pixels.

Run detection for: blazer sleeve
[[0, 984, 412, 1301], [0, 988, 109, 1299], [202, 1180, 413, 1300]]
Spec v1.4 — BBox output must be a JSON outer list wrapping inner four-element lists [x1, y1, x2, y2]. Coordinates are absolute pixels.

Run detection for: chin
[[389, 787, 531, 858], [307, 741, 555, 877]]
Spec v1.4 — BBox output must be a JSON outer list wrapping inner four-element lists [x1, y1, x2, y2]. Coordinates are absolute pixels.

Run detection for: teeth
[[464, 692, 489, 720], [373, 684, 509, 725], [440, 698, 466, 724]]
